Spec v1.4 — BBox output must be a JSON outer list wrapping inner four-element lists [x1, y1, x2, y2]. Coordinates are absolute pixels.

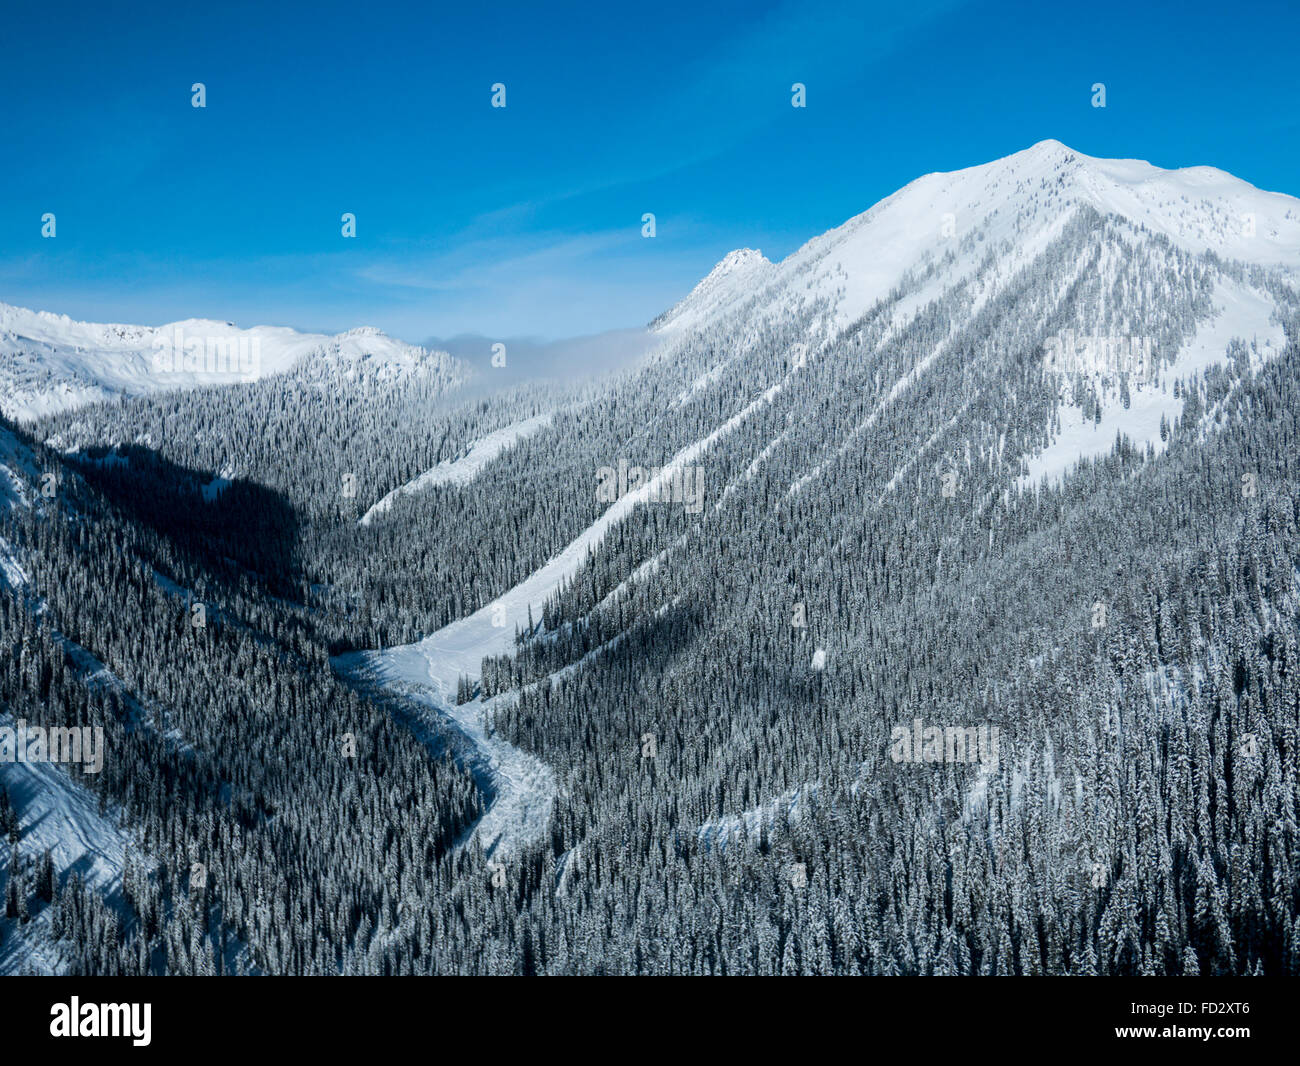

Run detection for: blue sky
[[2, 0, 1297, 341]]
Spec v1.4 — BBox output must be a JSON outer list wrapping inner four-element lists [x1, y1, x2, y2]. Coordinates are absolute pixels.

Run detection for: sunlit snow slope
[[655, 140, 1300, 339], [0, 304, 463, 422]]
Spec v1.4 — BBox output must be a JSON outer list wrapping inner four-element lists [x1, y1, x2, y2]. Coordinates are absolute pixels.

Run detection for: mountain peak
[[652, 248, 772, 331], [709, 248, 770, 277], [1020, 137, 1076, 158], [654, 142, 1300, 337]]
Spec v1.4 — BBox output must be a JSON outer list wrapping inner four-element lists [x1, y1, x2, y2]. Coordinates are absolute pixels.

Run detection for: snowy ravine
[[331, 657, 554, 860], [335, 379, 793, 856]]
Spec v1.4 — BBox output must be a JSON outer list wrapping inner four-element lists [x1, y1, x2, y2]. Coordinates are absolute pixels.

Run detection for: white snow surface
[[1019, 277, 1285, 487], [658, 247, 773, 331], [656, 140, 1300, 337], [0, 303, 460, 422], [359, 414, 552, 527]]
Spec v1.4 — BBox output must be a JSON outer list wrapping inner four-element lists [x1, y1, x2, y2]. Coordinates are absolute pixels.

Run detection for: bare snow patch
[[359, 414, 551, 526], [1019, 279, 1284, 488], [0, 721, 139, 975]]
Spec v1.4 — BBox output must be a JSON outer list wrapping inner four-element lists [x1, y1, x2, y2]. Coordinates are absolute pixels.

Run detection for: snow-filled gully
[[334, 382, 791, 858]]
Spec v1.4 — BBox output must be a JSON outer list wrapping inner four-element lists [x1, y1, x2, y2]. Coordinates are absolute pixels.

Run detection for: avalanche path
[[334, 380, 789, 857]]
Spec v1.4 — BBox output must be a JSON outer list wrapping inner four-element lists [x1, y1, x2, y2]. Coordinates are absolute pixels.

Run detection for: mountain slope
[[655, 140, 1300, 337], [330, 142, 1299, 876], [5, 140, 1300, 975]]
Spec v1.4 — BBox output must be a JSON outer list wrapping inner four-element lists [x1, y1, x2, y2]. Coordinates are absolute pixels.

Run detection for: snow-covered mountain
[[338, 139, 1300, 862], [649, 139, 1298, 489], [0, 304, 465, 423], [655, 139, 1300, 338], [5, 140, 1300, 976], [10, 140, 1294, 438]]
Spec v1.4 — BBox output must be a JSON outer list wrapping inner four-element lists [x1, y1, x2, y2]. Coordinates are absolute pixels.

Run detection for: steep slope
[[0, 422, 150, 974], [655, 140, 1300, 338], [359, 414, 553, 527]]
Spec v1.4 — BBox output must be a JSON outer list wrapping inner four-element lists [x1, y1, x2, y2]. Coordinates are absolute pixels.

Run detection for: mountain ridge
[[655, 139, 1300, 335], [8, 140, 1298, 424], [0, 302, 466, 423]]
